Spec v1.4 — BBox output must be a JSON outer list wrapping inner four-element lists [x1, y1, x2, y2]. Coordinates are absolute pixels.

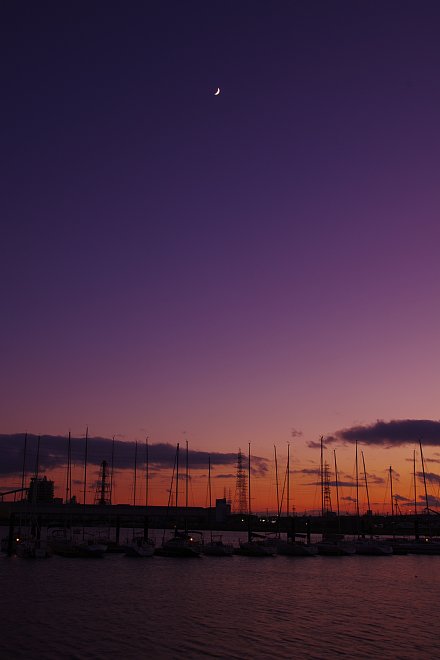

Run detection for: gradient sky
[[2, 1, 440, 511]]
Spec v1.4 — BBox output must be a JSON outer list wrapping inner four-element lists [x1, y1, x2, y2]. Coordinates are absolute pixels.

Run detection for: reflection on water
[[0, 543, 439, 659]]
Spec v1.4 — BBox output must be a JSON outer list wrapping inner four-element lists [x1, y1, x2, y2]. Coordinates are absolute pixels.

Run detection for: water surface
[[0, 546, 438, 659]]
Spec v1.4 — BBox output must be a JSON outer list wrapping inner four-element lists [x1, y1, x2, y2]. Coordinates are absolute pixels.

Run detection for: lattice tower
[[94, 460, 111, 505], [233, 448, 248, 514], [322, 461, 332, 515]]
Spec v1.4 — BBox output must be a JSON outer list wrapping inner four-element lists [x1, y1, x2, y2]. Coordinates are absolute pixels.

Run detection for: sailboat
[[236, 444, 275, 557], [203, 457, 233, 556], [125, 440, 155, 557], [354, 444, 392, 556], [15, 435, 52, 559], [49, 429, 107, 558], [398, 442, 440, 554], [316, 442, 356, 556], [156, 442, 203, 557], [276, 444, 317, 557]]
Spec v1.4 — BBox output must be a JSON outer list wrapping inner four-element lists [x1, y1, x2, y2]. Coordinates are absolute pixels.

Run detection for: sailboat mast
[[33, 435, 41, 505], [413, 449, 417, 516], [389, 466, 394, 517], [82, 427, 88, 540], [208, 456, 212, 542], [333, 449, 340, 521], [248, 442, 252, 543], [185, 440, 189, 534], [419, 439, 431, 538], [21, 432, 27, 502], [65, 431, 71, 504], [145, 437, 149, 508], [286, 442, 290, 518], [144, 437, 150, 542], [320, 436, 324, 517], [274, 445, 280, 520], [133, 441, 138, 536], [361, 451, 371, 513], [175, 443, 180, 509], [419, 439, 430, 513], [110, 435, 115, 505], [413, 448, 419, 540], [185, 440, 189, 510], [83, 427, 88, 508], [355, 439, 360, 519], [134, 441, 137, 508]]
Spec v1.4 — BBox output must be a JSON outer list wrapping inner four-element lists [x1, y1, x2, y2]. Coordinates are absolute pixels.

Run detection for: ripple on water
[[1, 553, 440, 658]]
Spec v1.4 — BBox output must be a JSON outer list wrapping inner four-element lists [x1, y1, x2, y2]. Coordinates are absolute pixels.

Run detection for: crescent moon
[[214, 87, 220, 96]]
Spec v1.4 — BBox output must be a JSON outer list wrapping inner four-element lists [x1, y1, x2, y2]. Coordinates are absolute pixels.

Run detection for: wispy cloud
[[416, 470, 440, 485], [394, 494, 411, 502]]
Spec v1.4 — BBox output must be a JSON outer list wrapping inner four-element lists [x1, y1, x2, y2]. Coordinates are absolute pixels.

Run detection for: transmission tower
[[94, 460, 111, 505], [322, 461, 332, 515], [233, 448, 248, 514]]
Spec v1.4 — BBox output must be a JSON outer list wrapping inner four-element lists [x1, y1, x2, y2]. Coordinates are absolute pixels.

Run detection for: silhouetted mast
[[419, 438, 431, 537], [389, 466, 394, 517], [175, 442, 180, 510], [65, 431, 71, 504], [185, 440, 189, 510], [33, 435, 41, 505], [133, 441, 138, 536], [21, 432, 27, 502], [419, 439, 429, 513], [248, 442, 252, 543], [413, 449, 417, 516], [134, 441, 138, 508], [320, 436, 324, 517], [333, 449, 340, 519], [110, 435, 115, 504], [82, 427, 88, 540], [286, 442, 290, 518], [355, 439, 360, 519], [354, 439, 360, 537], [208, 456, 212, 543], [413, 449, 419, 540], [361, 451, 371, 514], [274, 445, 280, 523], [145, 437, 149, 508]]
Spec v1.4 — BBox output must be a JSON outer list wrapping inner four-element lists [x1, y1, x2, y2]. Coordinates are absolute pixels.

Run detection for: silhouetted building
[[215, 497, 231, 523], [28, 476, 54, 503]]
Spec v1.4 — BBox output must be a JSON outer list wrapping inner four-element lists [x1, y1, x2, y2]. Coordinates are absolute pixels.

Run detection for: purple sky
[[2, 1, 440, 506]]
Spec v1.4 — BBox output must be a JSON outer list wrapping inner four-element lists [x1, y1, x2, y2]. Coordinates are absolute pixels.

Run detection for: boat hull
[[235, 541, 275, 557], [203, 542, 234, 556], [277, 540, 318, 557]]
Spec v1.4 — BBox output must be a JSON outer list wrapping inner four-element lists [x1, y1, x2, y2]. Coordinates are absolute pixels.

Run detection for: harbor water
[[0, 533, 439, 659]]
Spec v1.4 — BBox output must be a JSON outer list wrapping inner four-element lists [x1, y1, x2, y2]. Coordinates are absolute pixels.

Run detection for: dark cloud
[[305, 480, 356, 488], [333, 419, 440, 448], [401, 494, 440, 508], [214, 473, 235, 479], [364, 473, 385, 486], [406, 457, 440, 464], [291, 428, 303, 438], [0, 434, 268, 477], [394, 494, 411, 502], [292, 468, 321, 476], [306, 440, 322, 449], [341, 496, 356, 502], [417, 471, 440, 485]]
